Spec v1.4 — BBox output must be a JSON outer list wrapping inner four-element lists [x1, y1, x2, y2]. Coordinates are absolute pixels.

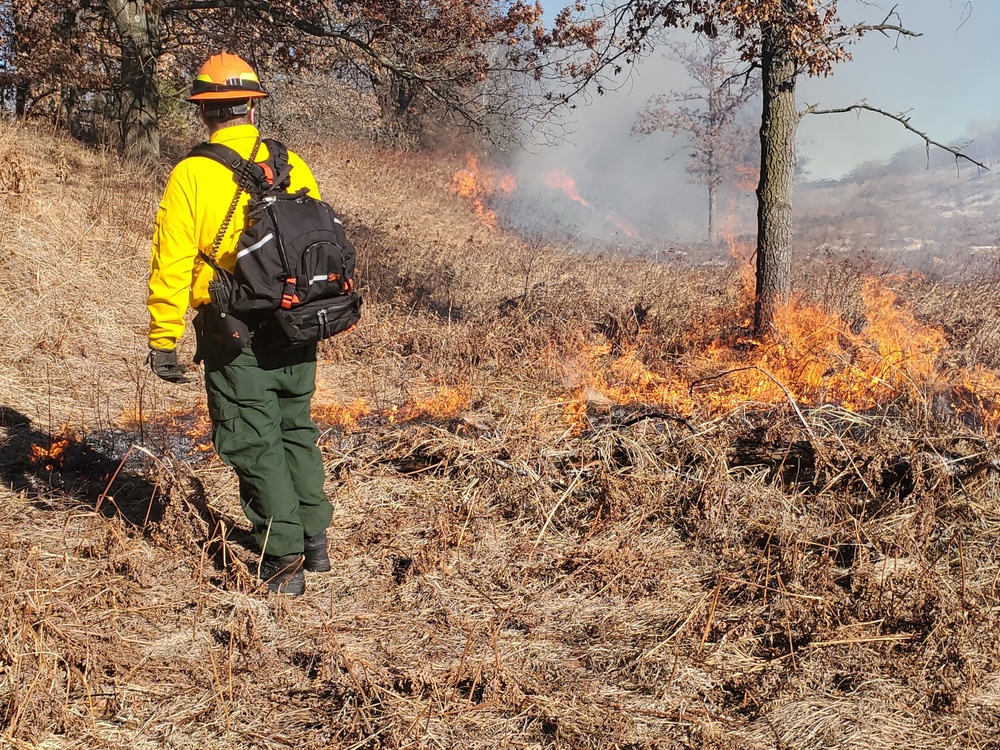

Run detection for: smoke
[[495, 50, 723, 246], [492, 1, 999, 250]]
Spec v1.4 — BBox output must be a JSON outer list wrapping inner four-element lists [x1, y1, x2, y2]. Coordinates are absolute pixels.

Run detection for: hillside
[[2, 118, 1000, 750], [795, 137, 1000, 274]]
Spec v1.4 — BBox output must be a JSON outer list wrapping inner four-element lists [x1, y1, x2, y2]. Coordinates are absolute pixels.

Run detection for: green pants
[[202, 343, 332, 557]]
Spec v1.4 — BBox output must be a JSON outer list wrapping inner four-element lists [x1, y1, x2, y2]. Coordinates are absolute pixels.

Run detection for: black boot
[[304, 529, 331, 572], [259, 553, 306, 595]]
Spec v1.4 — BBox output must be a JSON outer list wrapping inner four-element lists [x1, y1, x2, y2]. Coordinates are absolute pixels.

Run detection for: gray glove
[[147, 348, 190, 383]]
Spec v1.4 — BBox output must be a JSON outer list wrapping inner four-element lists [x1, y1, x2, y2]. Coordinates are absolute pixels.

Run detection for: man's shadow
[[0, 405, 256, 568]]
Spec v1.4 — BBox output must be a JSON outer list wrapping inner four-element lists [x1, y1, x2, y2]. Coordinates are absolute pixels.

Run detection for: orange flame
[[564, 345, 694, 429], [121, 387, 474, 440], [117, 405, 214, 451], [954, 366, 1000, 430], [313, 398, 371, 430], [386, 386, 472, 423], [719, 229, 755, 300], [451, 155, 516, 232], [610, 214, 641, 239], [30, 427, 73, 469], [183, 408, 212, 444], [314, 387, 473, 431], [497, 173, 517, 195], [563, 278, 999, 432], [543, 167, 591, 208]]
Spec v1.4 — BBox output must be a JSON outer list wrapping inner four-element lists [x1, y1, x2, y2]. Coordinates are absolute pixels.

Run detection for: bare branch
[[958, 2, 972, 33], [802, 101, 988, 172], [826, 5, 921, 48], [154, 0, 551, 144]]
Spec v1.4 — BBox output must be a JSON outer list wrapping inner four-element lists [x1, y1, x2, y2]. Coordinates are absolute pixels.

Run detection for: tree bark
[[708, 181, 717, 243], [106, 0, 160, 161], [11, 4, 27, 117], [14, 84, 28, 117], [371, 70, 422, 142], [753, 12, 800, 334]]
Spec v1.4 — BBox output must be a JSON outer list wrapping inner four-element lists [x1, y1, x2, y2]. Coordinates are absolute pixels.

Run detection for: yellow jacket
[[147, 124, 320, 351]]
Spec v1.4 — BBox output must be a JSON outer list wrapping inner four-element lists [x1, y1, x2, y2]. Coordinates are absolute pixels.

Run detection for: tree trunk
[[11, 5, 27, 117], [708, 182, 717, 243], [107, 0, 160, 161], [15, 84, 28, 117], [372, 70, 422, 143], [753, 15, 800, 334]]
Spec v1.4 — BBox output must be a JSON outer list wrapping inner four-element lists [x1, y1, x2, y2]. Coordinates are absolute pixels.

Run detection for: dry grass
[[2, 116, 1000, 750]]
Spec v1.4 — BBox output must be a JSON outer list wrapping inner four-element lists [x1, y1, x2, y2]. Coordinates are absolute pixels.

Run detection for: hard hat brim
[[186, 89, 268, 102]]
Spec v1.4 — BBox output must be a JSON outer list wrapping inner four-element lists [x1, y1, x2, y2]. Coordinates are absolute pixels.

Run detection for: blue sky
[[796, 0, 999, 178], [543, 0, 998, 179]]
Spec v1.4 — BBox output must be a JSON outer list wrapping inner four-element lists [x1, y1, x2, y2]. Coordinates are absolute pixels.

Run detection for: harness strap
[[186, 139, 293, 189], [187, 141, 270, 193], [187, 142, 245, 172], [188, 136, 262, 270], [262, 139, 291, 189]]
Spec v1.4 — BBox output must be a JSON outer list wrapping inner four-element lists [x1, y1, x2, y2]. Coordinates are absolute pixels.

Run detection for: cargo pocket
[[207, 397, 247, 468]]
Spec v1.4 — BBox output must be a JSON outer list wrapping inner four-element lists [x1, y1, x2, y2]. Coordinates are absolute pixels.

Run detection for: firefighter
[[146, 52, 332, 595]]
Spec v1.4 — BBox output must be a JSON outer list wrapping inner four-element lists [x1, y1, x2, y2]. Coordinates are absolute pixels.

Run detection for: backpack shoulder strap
[[186, 142, 246, 173], [262, 139, 288, 170], [188, 136, 265, 266], [262, 139, 293, 191], [187, 141, 271, 193]]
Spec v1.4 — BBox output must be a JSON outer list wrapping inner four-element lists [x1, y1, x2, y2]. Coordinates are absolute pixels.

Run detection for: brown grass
[[2, 116, 1000, 749]]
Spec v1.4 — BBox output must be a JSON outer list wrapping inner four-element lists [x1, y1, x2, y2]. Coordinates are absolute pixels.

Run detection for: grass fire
[[559, 276, 1000, 433], [2, 105, 1000, 750]]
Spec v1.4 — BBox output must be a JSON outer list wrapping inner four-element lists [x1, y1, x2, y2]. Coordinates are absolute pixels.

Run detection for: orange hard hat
[[186, 52, 268, 102]]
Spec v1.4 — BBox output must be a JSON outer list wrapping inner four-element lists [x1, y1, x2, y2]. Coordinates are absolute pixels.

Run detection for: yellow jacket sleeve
[[147, 126, 321, 351], [148, 163, 199, 351]]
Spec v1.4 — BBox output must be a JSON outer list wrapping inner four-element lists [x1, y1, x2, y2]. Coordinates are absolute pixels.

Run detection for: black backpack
[[188, 137, 362, 350]]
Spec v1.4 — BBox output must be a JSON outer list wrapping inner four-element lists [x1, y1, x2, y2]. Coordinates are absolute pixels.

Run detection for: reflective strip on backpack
[[236, 232, 274, 260], [309, 273, 344, 285]]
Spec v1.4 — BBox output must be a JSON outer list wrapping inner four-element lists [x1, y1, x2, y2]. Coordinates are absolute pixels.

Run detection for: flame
[[30, 426, 73, 469], [563, 278, 998, 432], [387, 386, 472, 423], [452, 156, 643, 240], [954, 366, 1000, 431], [564, 345, 694, 429], [119, 385, 473, 441], [541, 168, 643, 239], [117, 404, 213, 452], [451, 155, 516, 232], [314, 387, 472, 431], [497, 173, 517, 195], [183, 408, 212, 441], [744, 282, 946, 411], [313, 398, 371, 430], [610, 214, 641, 239], [719, 228, 755, 299], [543, 167, 591, 208]]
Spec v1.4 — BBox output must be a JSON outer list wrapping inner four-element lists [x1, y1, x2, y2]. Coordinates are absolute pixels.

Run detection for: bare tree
[[0, 2, 107, 123], [546, 1, 986, 334], [632, 37, 758, 243], [106, 0, 160, 161]]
